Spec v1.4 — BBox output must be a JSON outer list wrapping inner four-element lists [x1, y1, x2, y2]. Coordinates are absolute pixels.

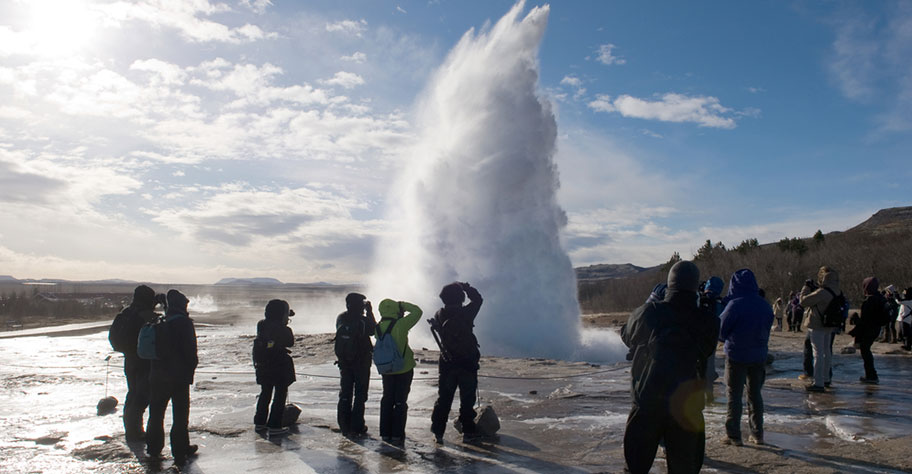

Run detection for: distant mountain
[[847, 206, 912, 235], [215, 277, 284, 286], [575, 263, 657, 281], [0, 275, 19, 282]]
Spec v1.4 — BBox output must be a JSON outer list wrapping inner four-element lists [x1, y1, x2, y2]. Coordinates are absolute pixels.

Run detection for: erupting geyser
[[370, 1, 624, 361]]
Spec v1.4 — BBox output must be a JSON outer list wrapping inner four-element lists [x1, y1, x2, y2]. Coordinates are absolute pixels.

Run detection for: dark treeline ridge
[[0, 288, 122, 327], [579, 227, 911, 314]]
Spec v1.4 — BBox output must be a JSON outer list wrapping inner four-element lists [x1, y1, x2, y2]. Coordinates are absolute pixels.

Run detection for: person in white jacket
[[800, 267, 842, 392], [897, 288, 912, 350]]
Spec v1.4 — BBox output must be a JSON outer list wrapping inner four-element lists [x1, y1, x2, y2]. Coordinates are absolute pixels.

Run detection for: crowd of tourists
[[107, 281, 483, 465], [621, 261, 912, 473], [105, 263, 911, 471]]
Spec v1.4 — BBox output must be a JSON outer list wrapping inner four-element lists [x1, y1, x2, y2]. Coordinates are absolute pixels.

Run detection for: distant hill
[[575, 263, 657, 281], [0, 275, 18, 282], [578, 205, 912, 313], [847, 206, 912, 235], [215, 277, 284, 286]]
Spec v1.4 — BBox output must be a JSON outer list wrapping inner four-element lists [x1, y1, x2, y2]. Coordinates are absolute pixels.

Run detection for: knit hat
[[862, 277, 879, 296], [166, 289, 189, 313], [667, 261, 700, 292], [439, 282, 466, 306], [265, 299, 293, 321], [345, 292, 366, 311], [132, 285, 156, 309]]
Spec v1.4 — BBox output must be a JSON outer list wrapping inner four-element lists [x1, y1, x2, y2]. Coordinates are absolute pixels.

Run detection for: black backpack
[[108, 307, 135, 353], [821, 288, 846, 328], [439, 312, 479, 363], [334, 317, 366, 363], [252, 337, 268, 368]]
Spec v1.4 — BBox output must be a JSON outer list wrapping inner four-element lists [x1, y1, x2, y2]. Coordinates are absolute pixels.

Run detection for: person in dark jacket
[[851, 277, 886, 384], [881, 286, 899, 343], [718, 269, 775, 446], [254, 299, 296, 437], [621, 261, 720, 474], [109, 284, 159, 442], [430, 282, 483, 443], [700, 277, 724, 404], [146, 289, 199, 465], [335, 293, 375, 436]]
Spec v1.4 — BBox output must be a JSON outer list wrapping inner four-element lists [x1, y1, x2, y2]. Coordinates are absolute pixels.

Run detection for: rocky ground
[[0, 314, 910, 473]]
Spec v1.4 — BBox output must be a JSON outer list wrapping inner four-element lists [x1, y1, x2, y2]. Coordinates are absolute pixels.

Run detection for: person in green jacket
[[375, 298, 422, 445]]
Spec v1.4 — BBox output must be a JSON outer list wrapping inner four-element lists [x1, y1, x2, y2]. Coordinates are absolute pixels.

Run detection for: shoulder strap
[[377, 317, 397, 338]]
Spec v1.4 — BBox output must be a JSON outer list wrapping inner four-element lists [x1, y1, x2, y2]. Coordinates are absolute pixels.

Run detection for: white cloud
[[593, 43, 626, 65], [341, 52, 367, 63], [97, 0, 277, 44], [396, 6, 408, 14], [326, 19, 368, 36], [827, 4, 912, 132], [240, 0, 273, 14], [320, 71, 366, 89], [560, 75, 582, 88], [588, 93, 737, 129], [560, 75, 586, 100]]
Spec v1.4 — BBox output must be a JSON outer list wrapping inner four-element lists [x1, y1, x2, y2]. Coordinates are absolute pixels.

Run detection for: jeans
[[808, 328, 835, 387], [254, 384, 288, 428], [146, 372, 191, 457], [123, 355, 151, 439], [431, 363, 478, 436], [337, 359, 371, 433], [380, 370, 413, 439], [725, 360, 765, 440]]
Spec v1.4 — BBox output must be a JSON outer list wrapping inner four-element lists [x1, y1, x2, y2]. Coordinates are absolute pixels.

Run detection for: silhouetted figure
[[146, 289, 199, 465], [430, 282, 484, 443], [334, 293, 375, 436], [719, 269, 774, 446], [621, 261, 719, 474], [374, 299, 422, 446], [851, 277, 887, 383], [253, 299, 296, 437], [108, 284, 159, 442], [700, 276, 724, 403]]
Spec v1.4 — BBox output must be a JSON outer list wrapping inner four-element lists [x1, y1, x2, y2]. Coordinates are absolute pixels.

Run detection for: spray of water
[[369, 2, 625, 362]]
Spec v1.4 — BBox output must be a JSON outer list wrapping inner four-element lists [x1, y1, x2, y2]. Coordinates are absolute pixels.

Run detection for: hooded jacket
[[255, 314, 296, 386], [375, 299, 422, 375], [719, 269, 775, 364], [799, 268, 841, 330], [853, 277, 887, 342]]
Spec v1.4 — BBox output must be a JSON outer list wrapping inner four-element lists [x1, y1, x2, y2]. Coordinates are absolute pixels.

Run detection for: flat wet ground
[[1, 323, 910, 473]]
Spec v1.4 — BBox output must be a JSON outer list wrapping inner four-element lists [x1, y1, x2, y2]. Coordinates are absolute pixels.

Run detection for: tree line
[[578, 229, 911, 313]]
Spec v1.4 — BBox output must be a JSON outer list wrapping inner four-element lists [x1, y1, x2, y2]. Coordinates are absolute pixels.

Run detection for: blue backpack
[[373, 318, 404, 374], [137, 316, 163, 360], [137, 314, 183, 360]]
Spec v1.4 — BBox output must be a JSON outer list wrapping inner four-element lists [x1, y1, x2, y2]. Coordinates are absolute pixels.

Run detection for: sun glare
[[24, 0, 97, 56]]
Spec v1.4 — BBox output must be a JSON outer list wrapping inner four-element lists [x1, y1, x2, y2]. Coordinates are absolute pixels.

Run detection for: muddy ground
[[0, 314, 910, 473]]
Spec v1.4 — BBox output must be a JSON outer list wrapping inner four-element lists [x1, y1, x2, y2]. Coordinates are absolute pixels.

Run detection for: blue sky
[[0, 0, 909, 284]]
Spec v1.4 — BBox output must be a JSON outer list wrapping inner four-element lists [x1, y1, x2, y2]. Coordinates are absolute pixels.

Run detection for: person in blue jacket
[[719, 268, 775, 446]]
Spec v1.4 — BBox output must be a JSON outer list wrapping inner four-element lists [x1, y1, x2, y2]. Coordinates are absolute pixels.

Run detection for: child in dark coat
[[253, 299, 296, 437]]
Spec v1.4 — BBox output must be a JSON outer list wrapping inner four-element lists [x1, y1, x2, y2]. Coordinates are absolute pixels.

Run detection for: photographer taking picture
[[429, 282, 483, 444]]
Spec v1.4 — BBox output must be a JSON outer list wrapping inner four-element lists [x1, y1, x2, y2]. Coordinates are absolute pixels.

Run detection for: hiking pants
[[123, 355, 151, 439], [254, 383, 288, 429], [624, 402, 705, 474], [146, 373, 191, 458], [337, 359, 371, 433], [804, 332, 835, 379], [858, 334, 878, 380], [883, 322, 896, 343], [725, 360, 765, 441], [431, 364, 478, 437], [809, 328, 835, 387], [380, 370, 413, 439]]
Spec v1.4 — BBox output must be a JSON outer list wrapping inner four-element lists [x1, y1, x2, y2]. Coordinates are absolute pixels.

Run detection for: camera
[[155, 293, 168, 309]]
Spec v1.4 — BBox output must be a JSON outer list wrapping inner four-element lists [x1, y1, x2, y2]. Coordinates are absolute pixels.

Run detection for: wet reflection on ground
[[1, 324, 910, 473]]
